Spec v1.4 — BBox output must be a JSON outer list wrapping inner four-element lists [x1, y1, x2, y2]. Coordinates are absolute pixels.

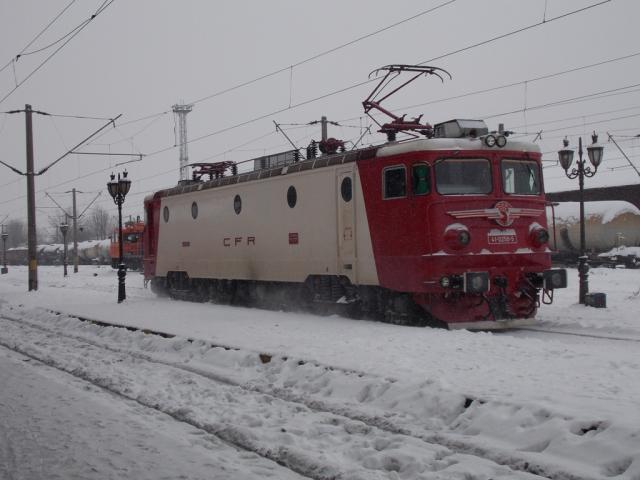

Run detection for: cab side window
[[383, 166, 406, 199], [412, 163, 430, 195]]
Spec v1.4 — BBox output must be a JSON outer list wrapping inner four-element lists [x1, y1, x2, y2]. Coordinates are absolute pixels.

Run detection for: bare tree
[[5, 219, 27, 248], [89, 205, 111, 240]]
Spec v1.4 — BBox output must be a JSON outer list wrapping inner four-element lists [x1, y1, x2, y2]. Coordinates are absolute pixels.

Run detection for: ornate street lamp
[[59, 223, 69, 277], [557, 133, 604, 304], [107, 170, 132, 303], [1, 229, 8, 275]]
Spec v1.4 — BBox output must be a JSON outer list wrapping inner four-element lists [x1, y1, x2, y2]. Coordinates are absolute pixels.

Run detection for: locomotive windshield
[[435, 158, 491, 195], [501, 159, 541, 195]]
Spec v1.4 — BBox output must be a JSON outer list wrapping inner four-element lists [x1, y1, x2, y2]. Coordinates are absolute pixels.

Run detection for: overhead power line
[[142, 0, 615, 159], [82, 1, 458, 144], [483, 84, 640, 120], [46, 112, 114, 120], [515, 112, 640, 142], [0, 0, 76, 76], [607, 132, 640, 177], [418, 0, 612, 65], [509, 104, 640, 131], [186, 0, 457, 106], [0, 0, 115, 106], [89, 0, 613, 158]]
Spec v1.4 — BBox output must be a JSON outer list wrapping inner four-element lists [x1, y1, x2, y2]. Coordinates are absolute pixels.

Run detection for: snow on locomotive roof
[[376, 136, 541, 157]]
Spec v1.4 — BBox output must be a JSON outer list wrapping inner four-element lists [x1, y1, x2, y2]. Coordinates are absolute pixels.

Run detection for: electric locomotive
[[110, 218, 144, 270], [143, 66, 566, 329]]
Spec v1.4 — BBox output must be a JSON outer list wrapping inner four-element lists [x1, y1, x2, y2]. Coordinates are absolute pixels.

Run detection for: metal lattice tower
[[172, 103, 193, 182]]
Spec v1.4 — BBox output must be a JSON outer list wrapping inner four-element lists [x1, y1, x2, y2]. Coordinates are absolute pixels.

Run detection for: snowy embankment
[[1, 266, 640, 479]]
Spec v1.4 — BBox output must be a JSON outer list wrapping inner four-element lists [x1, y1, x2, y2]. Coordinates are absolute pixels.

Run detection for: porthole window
[[191, 201, 198, 219], [233, 194, 242, 214], [163, 206, 169, 222], [341, 177, 352, 202], [287, 186, 297, 208]]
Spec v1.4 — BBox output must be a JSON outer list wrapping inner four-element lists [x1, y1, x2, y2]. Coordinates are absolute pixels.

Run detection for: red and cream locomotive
[[143, 66, 566, 329]]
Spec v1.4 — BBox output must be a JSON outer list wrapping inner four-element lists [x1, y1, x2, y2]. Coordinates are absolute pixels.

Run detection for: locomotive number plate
[[487, 230, 517, 245]]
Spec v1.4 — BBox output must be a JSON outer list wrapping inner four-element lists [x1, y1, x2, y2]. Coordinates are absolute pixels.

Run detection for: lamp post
[[59, 223, 69, 277], [1, 228, 8, 275], [107, 170, 131, 303], [557, 132, 604, 304]]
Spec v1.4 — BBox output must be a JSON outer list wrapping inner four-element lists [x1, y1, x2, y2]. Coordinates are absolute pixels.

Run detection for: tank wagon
[[548, 201, 640, 268], [4, 240, 111, 266], [143, 66, 566, 329]]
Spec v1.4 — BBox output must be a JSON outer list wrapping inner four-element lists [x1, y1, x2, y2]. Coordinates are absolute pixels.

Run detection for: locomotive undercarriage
[[152, 272, 447, 327], [151, 260, 566, 327], [416, 284, 540, 329]]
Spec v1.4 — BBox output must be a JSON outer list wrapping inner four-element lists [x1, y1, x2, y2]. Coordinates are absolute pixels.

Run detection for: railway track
[[0, 311, 606, 480], [510, 326, 640, 344]]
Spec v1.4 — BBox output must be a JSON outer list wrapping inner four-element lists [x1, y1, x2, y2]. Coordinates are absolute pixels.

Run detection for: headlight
[[543, 269, 567, 289], [458, 230, 470, 246], [484, 135, 496, 147], [440, 275, 463, 289], [463, 272, 490, 293], [529, 227, 549, 247], [444, 226, 471, 250]]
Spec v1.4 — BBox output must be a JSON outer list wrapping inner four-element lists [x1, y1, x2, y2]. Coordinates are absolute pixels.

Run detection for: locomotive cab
[[362, 119, 567, 328]]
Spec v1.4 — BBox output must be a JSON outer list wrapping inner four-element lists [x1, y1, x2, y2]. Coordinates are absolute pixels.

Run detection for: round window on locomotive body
[[287, 186, 297, 208], [191, 201, 198, 219], [341, 177, 352, 202], [163, 206, 169, 223], [234, 194, 242, 215]]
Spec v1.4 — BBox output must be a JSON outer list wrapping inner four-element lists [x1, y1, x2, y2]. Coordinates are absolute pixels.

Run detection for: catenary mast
[[172, 103, 193, 183]]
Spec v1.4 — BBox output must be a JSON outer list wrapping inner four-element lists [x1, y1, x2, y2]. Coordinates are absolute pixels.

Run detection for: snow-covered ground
[[1, 265, 639, 479]]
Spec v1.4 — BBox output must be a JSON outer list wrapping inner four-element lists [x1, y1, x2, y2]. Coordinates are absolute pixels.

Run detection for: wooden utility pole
[[25, 104, 37, 291], [1, 107, 122, 291]]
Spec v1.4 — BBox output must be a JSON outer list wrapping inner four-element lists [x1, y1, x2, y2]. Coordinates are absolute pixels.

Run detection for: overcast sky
[[1, 0, 639, 232]]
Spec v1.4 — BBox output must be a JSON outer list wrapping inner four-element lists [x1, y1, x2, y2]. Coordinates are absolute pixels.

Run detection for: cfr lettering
[[223, 236, 256, 247]]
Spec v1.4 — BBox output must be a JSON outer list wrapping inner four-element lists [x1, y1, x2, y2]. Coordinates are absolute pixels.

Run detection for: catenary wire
[[0, 0, 76, 75], [185, 0, 457, 106], [143, 0, 618, 158], [419, 0, 611, 65], [98, 0, 611, 151], [0, 0, 115, 106]]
